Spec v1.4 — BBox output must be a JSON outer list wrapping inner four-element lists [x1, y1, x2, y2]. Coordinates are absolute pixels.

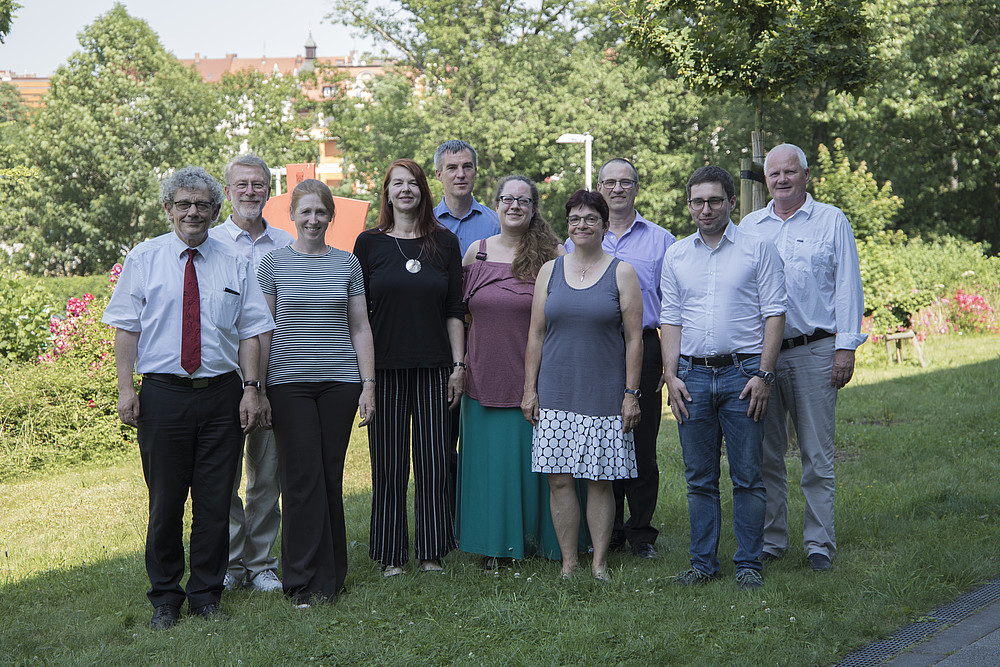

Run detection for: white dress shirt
[[209, 217, 295, 275], [660, 221, 786, 357], [739, 194, 867, 350], [102, 232, 275, 377]]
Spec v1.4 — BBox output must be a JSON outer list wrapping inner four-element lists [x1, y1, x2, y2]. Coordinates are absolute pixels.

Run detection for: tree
[[611, 0, 882, 137], [326, 0, 708, 234], [0, 0, 19, 43], [6, 4, 222, 275], [216, 69, 318, 169]]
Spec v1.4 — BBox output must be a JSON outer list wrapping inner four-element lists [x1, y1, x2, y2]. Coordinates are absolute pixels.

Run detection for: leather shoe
[[633, 543, 657, 559], [808, 553, 832, 571], [608, 535, 628, 553], [761, 551, 783, 563], [150, 604, 180, 630], [190, 602, 230, 622]]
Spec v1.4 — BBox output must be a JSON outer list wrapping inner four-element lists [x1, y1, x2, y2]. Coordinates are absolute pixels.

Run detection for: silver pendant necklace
[[393, 236, 423, 274]]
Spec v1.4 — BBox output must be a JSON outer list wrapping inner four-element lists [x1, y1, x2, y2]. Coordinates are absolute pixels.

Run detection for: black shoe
[[807, 553, 832, 571], [190, 602, 230, 622], [633, 543, 657, 559], [150, 604, 180, 630], [761, 551, 783, 563], [608, 535, 628, 553]]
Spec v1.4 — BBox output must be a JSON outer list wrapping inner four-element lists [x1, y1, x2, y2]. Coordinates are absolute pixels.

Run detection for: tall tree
[[327, 0, 707, 234], [611, 0, 882, 137], [7, 4, 222, 274], [0, 0, 18, 43]]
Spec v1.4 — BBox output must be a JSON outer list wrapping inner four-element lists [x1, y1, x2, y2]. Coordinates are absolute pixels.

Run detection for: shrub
[[0, 265, 132, 481], [0, 270, 55, 362], [813, 138, 903, 240]]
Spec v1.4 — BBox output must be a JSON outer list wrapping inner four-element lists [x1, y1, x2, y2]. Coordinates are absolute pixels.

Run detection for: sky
[[1, 0, 379, 76]]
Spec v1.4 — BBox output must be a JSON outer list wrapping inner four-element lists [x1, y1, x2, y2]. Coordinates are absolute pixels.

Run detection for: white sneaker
[[223, 572, 243, 591], [250, 570, 283, 592]]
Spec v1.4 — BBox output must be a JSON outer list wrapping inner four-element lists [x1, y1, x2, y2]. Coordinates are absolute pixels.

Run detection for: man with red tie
[[103, 166, 274, 630]]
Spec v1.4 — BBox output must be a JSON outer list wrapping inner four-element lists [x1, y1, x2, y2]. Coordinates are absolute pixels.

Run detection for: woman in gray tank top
[[522, 189, 643, 581]]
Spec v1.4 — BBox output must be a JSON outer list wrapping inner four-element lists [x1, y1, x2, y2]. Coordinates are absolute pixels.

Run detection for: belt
[[681, 353, 758, 368], [144, 372, 237, 389], [781, 329, 834, 350]]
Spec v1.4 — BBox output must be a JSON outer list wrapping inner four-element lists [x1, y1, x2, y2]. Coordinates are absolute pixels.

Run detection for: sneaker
[[736, 568, 764, 590], [674, 568, 716, 586], [223, 572, 243, 591], [807, 553, 833, 571], [250, 570, 283, 592]]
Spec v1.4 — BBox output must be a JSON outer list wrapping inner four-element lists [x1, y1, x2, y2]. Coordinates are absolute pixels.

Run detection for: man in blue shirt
[[433, 140, 499, 508], [565, 158, 677, 559], [432, 140, 500, 255]]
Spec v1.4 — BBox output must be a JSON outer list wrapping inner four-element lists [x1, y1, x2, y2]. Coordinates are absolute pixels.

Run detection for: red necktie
[[181, 248, 201, 374]]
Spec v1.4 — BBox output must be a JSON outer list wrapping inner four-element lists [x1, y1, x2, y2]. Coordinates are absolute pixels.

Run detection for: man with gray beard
[[210, 155, 294, 593]]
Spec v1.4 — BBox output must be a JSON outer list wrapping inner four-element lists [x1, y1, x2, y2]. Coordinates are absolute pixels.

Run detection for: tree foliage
[[812, 138, 902, 239], [0, 0, 18, 43], [327, 0, 708, 236], [7, 4, 222, 274], [611, 0, 882, 132]]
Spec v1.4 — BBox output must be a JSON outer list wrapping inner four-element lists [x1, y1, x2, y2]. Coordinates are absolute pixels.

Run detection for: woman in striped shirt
[[258, 179, 376, 605]]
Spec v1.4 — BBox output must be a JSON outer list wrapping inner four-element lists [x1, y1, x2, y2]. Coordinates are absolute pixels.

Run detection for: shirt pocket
[[206, 290, 241, 332], [787, 238, 832, 278]]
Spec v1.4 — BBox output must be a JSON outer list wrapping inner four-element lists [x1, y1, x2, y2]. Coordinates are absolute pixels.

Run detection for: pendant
[[406, 258, 422, 274]]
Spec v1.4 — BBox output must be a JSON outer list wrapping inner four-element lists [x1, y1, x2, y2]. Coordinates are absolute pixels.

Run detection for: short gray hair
[[598, 158, 639, 184], [433, 140, 478, 171], [160, 166, 225, 207], [224, 154, 271, 185], [764, 144, 808, 172]]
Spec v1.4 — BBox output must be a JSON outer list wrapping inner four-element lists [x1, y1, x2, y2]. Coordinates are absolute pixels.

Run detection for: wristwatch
[[243, 380, 261, 391], [754, 370, 775, 386], [624, 387, 642, 399]]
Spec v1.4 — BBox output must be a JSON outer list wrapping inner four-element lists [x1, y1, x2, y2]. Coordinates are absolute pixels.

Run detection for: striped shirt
[[258, 246, 365, 386]]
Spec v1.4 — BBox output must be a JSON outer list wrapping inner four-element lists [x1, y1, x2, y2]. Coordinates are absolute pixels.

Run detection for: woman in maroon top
[[456, 175, 564, 569]]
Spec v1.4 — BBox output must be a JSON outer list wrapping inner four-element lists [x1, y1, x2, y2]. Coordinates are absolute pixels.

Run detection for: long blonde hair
[[494, 175, 560, 281]]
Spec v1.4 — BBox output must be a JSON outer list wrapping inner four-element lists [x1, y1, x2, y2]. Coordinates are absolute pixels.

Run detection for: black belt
[[681, 353, 758, 368], [144, 372, 237, 389], [781, 329, 834, 350]]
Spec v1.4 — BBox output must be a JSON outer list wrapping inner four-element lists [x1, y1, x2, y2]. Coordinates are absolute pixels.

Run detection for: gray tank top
[[537, 256, 625, 416]]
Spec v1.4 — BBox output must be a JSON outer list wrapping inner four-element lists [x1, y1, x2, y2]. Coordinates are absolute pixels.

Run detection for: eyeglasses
[[230, 181, 269, 193], [172, 200, 215, 213], [687, 197, 728, 210], [567, 215, 603, 227], [498, 195, 533, 207], [599, 179, 636, 190]]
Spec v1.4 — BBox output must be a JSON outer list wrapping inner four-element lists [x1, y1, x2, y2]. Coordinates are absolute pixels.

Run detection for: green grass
[[2, 334, 999, 665]]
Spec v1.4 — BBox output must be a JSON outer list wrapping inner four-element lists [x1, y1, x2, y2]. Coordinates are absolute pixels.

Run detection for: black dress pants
[[612, 329, 663, 548], [268, 381, 361, 604], [137, 373, 243, 609]]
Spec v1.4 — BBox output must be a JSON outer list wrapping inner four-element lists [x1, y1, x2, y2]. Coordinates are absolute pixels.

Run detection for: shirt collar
[[220, 215, 276, 240], [434, 196, 488, 221], [693, 220, 737, 248], [171, 231, 212, 258], [763, 193, 816, 221]]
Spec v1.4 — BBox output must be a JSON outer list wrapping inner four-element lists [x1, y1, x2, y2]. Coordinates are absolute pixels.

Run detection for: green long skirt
[[456, 397, 565, 560]]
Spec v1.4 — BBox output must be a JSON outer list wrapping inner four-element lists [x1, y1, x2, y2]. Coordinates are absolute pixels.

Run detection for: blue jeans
[[676, 355, 766, 576]]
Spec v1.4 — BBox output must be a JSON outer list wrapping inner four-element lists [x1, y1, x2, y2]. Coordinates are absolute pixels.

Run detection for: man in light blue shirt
[[432, 140, 499, 255], [565, 158, 676, 559], [660, 165, 786, 590], [209, 155, 294, 594], [740, 143, 867, 572]]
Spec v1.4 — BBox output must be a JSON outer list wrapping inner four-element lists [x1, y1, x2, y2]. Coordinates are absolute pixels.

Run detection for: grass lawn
[[2, 334, 999, 665]]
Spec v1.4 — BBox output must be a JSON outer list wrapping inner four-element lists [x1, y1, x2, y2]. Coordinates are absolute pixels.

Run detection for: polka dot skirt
[[531, 409, 637, 480]]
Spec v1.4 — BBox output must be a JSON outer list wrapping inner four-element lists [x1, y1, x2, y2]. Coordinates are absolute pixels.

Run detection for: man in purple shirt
[[565, 158, 676, 558]]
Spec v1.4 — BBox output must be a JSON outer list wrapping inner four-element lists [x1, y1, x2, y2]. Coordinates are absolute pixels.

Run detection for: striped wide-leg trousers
[[368, 367, 457, 567]]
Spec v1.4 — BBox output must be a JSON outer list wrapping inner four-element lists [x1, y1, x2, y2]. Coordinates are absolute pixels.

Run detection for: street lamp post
[[556, 132, 594, 191]]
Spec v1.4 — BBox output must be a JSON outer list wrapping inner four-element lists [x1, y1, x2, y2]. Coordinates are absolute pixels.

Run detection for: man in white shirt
[[740, 144, 866, 572], [103, 166, 274, 629], [209, 155, 294, 593], [660, 165, 786, 589]]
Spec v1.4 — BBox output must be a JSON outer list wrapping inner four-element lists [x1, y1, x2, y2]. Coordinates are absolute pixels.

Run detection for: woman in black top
[[352, 158, 464, 576]]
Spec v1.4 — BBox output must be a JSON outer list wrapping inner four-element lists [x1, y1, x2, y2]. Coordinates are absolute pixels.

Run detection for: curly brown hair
[[494, 175, 561, 281]]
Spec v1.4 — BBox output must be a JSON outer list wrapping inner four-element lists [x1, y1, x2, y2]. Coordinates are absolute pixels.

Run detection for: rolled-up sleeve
[[756, 239, 787, 319], [659, 247, 681, 326]]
